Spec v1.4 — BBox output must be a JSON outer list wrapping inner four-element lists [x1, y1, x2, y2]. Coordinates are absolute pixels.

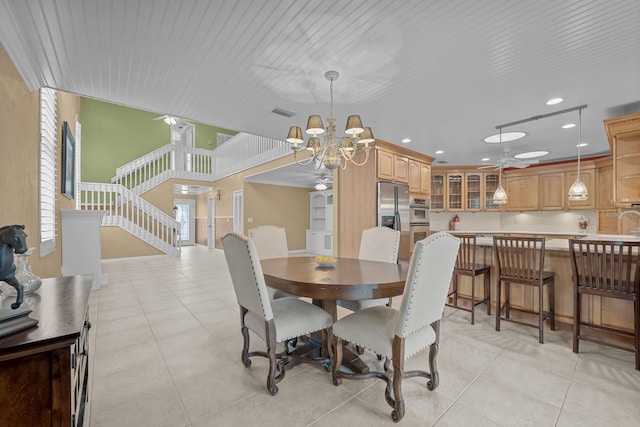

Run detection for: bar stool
[[493, 236, 555, 343], [569, 239, 640, 370], [446, 234, 491, 324]]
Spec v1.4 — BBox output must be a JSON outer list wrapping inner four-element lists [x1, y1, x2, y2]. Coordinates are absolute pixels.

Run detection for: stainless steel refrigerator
[[377, 181, 411, 262]]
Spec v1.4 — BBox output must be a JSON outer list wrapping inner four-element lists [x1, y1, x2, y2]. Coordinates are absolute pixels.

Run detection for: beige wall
[[212, 154, 314, 250], [0, 45, 80, 278]]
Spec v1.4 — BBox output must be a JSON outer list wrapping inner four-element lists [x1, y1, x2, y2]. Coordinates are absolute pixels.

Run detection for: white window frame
[[39, 88, 57, 256], [233, 190, 243, 233]]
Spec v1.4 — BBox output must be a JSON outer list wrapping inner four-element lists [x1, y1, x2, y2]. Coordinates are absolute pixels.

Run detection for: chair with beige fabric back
[[248, 225, 292, 299], [221, 232, 334, 395], [337, 226, 400, 312], [331, 232, 460, 422]]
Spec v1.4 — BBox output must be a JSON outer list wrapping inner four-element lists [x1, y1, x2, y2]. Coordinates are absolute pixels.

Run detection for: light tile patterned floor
[[87, 246, 640, 426]]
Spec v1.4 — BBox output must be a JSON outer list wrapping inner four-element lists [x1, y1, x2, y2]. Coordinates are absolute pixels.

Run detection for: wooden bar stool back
[[569, 239, 640, 370], [493, 236, 556, 343], [446, 234, 491, 324]]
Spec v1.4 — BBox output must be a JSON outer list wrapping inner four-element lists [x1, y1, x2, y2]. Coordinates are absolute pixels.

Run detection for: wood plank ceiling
[[1, 0, 639, 167]]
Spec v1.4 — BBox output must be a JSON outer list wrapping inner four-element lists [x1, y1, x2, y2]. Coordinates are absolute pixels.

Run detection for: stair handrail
[[80, 182, 181, 254]]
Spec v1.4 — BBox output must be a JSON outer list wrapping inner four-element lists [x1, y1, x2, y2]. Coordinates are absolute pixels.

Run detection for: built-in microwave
[[410, 198, 430, 225]]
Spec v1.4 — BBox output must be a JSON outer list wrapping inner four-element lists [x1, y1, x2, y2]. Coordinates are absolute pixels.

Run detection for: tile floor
[[87, 245, 640, 426]]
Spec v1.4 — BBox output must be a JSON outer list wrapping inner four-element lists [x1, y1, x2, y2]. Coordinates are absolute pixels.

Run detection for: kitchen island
[[441, 231, 639, 333]]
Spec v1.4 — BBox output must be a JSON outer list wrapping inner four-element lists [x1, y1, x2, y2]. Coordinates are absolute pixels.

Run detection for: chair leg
[[332, 336, 343, 386], [391, 337, 405, 422], [452, 274, 458, 306], [240, 307, 251, 367], [427, 340, 440, 391], [265, 320, 279, 395], [539, 283, 544, 344], [505, 282, 511, 319], [573, 291, 580, 354], [635, 298, 639, 371], [470, 274, 476, 325], [495, 279, 501, 332], [484, 272, 491, 315], [550, 280, 556, 330]]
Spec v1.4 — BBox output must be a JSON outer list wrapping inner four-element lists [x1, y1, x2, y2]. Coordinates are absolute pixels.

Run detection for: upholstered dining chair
[[221, 232, 334, 395], [248, 225, 293, 300], [337, 226, 401, 312], [331, 232, 460, 422]]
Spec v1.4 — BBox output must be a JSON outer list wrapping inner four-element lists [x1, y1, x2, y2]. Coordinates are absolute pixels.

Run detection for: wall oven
[[410, 197, 430, 224], [409, 224, 431, 251]]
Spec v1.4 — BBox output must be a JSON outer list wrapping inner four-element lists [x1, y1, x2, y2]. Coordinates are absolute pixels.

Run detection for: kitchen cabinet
[[539, 172, 566, 210], [377, 150, 409, 184], [465, 172, 483, 211], [484, 173, 501, 211], [604, 113, 640, 206], [408, 159, 421, 192], [596, 162, 615, 209], [307, 190, 333, 255], [431, 173, 445, 211], [420, 163, 431, 195], [447, 173, 464, 211], [504, 175, 539, 211], [567, 169, 596, 209]]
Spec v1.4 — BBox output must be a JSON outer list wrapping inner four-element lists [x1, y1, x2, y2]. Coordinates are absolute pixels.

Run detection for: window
[[39, 88, 57, 256], [233, 190, 243, 233]]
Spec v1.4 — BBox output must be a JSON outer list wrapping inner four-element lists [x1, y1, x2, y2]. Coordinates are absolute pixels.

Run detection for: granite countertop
[[468, 233, 640, 251]]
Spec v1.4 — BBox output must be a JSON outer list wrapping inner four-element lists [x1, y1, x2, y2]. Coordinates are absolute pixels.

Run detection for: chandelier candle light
[[286, 71, 374, 170]]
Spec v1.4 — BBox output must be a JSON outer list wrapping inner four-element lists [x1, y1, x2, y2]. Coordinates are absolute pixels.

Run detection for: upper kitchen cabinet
[[447, 172, 464, 211], [604, 113, 640, 206], [465, 172, 483, 211], [408, 159, 421, 192], [420, 163, 431, 195], [596, 158, 615, 210], [431, 172, 445, 211], [376, 150, 408, 183], [504, 174, 539, 211], [484, 173, 501, 211], [539, 172, 566, 210]]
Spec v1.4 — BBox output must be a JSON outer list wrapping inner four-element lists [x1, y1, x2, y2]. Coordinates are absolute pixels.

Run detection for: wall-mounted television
[[62, 121, 75, 199]]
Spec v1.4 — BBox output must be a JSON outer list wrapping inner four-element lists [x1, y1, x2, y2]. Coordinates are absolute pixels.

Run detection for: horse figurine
[[0, 224, 28, 309]]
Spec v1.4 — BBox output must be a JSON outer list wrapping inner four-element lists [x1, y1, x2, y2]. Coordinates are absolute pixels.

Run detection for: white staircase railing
[[80, 182, 181, 257], [111, 144, 215, 194]]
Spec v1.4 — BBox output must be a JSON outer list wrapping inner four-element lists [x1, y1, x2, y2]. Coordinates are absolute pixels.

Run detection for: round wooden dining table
[[260, 256, 409, 373]]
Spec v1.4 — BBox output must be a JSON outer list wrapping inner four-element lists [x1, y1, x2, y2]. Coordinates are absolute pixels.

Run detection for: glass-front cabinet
[[431, 173, 445, 211], [484, 173, 501, 210], [465, 173, 482, 211], [447, 173, 464, 211]]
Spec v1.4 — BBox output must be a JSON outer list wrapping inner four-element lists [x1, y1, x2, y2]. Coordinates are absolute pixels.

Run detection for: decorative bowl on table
[[315, 255, 336, 268]]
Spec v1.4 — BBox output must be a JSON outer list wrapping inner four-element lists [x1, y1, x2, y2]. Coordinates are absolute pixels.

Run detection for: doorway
[[173, 198, 195, 246], [170, 122, 195, 172], [207, 196, 216, 249]]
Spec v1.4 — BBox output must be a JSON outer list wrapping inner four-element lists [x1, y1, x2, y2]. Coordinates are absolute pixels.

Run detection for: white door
[[173, 198, 196, 246], [207, 196, 216, 249]]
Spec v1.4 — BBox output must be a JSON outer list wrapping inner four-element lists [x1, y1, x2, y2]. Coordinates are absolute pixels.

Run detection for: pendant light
[[492, 128, 508, 205], [567, 108, 588, 201]]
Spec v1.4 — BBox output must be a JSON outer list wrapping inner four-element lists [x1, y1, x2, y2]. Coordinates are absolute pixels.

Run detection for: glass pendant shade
[[315, 182, 327, 191], [493, 184, 508, 205], [568, 178, 588, 200]]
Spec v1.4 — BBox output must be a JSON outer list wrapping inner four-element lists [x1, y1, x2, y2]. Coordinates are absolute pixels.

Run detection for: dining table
[[260, 255, 409, 373]]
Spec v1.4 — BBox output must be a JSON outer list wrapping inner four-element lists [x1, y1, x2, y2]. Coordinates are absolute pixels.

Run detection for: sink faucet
[[619, 210, 640, 237]]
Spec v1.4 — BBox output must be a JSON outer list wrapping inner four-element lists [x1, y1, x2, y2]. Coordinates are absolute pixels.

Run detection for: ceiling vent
[[272, 107, 296, 118]]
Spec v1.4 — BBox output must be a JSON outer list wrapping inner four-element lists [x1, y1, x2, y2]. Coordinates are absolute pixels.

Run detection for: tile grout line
[[553, 351, 579, 427]]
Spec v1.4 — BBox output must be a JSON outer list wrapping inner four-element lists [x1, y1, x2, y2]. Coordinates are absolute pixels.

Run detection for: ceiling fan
[[152, 115, 191, 126], [314, 174, 332, 190], [478, 147, 539, 170]]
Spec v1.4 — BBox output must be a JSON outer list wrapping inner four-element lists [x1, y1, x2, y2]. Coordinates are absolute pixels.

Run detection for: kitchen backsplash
[[430, 210, 598, 234]]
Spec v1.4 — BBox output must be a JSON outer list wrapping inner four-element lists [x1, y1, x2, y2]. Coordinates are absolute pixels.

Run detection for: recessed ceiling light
[[483, 131, 527, 143], [435, 150, 444, 154], [401, 138, 411, 143], [481, 157, 490, 162], [562, 123, 576, 129], [576, 143, 588, 147], [546, 97, 563, 105], [514, 151, 549, 159]]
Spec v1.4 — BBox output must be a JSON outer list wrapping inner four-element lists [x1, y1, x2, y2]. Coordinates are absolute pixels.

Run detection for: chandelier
[[285, 71, 374, 170]]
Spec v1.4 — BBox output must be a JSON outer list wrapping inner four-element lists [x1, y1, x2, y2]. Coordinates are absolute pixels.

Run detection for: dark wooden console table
[[0, 275, 93, 427]]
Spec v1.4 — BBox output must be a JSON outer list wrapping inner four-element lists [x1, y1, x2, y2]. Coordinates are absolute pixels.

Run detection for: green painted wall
[[80, 98, 237, 182]]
